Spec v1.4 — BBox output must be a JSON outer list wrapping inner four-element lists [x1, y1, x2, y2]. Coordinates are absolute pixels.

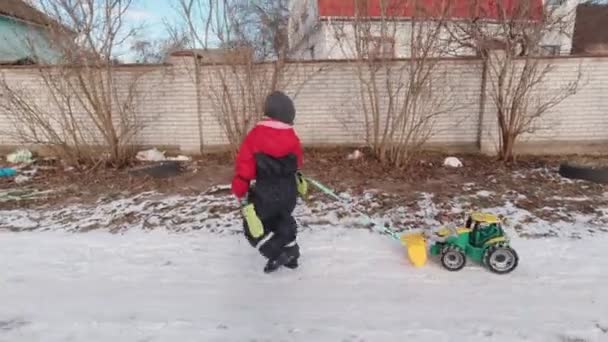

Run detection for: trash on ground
[[0, 167, 17, 177], [347, 150, 364, 161], [443, 157, 463, 168], [6, 149, 34, 164], [20, 168, 38, 177], [136, 148, 166, 162], [167, 155, 192, 162], [14, 175, 31, 184]]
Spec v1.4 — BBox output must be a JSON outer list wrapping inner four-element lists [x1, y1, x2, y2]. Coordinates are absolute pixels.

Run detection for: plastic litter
[[167, 155, 192, 162], [6, 149, 34, 164], [0, 167, 17, 177], [15, 175, 31, 184], [136, 148, 166, 162], [444, 157, 463, 168], [136, 148, 192, 163], [347, 150, 364, 160]]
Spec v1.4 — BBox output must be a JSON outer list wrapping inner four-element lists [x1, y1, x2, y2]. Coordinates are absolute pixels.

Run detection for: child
[[231, 91, 307, 273]]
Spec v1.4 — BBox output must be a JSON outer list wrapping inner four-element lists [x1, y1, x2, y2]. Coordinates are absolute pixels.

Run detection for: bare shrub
[[447, 0, 582, 162], [0, 0, 155, 167], [332, 0, 462, 167]]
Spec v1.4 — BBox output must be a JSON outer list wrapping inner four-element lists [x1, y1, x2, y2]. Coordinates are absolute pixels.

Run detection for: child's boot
[[263, 244, 299, 273], [263, 252, 291, 273], [285, 258, 298, 269], [284, 244, 300, 269]]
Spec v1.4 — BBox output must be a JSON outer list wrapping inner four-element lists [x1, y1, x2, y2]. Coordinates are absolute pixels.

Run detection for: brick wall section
[[0, 56, 607, 155], [480, 56, 608, 154], [282, 59, 483, 146], [523, 57, 608, 142]]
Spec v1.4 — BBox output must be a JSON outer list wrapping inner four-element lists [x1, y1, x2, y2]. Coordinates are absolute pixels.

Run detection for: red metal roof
[[317, 0, 544, 20]]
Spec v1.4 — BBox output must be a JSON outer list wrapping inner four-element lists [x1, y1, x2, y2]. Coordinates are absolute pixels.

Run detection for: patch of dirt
[[2, 148, 607, 219], [0, 153, 233, 209]]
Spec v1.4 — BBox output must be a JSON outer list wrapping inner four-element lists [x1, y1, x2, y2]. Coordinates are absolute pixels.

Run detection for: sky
[[126, 0, 180, 38], [27, 0, 184, 61], [119, 0, 238, 61], [118, 0, 185, 61]]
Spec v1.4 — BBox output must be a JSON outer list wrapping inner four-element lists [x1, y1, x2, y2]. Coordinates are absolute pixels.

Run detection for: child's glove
[[241, 198, 264, 239], [296, 172, 309, 199]]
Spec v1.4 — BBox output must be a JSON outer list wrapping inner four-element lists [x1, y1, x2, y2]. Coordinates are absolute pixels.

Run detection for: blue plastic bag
[[0, 168, 17, 177]]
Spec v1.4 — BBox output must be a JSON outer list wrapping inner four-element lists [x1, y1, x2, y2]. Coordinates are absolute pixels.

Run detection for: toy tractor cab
[[466, 213, 506, 247], [428, 212, 519, 274]]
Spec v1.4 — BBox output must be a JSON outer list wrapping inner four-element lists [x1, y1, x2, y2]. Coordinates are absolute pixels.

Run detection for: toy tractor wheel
[[484, 245, 519, 274], [441, 246, 466, 271]]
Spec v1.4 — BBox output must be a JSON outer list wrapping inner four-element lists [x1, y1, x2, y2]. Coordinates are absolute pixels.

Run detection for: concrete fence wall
[[0, 55, 606, 156]]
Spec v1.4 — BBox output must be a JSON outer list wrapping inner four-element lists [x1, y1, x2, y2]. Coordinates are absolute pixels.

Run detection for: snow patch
[[476, 190, 494, 198], [443, 157, 463, 168], [550, 196, 591, 202], [1, 188, 607, 239]]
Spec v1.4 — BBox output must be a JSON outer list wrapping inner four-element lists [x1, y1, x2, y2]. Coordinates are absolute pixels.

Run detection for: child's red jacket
[[231, 119, 303, 199]]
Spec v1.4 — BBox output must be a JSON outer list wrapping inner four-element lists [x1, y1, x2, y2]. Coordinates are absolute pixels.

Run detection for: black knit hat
[[264, 91, 295, 125]]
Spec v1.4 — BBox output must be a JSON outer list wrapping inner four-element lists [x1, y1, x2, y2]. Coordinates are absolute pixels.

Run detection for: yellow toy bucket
[[400, 232, 428, 267]]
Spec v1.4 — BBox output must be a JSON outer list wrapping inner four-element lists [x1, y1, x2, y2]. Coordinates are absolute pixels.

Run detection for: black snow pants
[[243, 153, 300, 261]]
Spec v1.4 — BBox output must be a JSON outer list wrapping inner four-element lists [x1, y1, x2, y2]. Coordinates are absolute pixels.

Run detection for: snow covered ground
[[1, 183, 608, 342], [1, 186, 607, 238], [1, 228, 607, 342]]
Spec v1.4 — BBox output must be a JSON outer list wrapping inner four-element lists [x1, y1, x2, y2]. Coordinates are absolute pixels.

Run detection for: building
[[0, 0, 67, 64], [288, 0, 579, 60], [571, 2, 608, 55]]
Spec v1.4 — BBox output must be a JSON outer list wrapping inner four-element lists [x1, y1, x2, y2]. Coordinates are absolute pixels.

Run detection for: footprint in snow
[[0, 318, 30, 331]]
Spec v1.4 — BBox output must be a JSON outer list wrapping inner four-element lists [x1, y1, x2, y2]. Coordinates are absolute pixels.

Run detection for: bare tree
[[176, 0, 296, 152], [230, 0, 290, 60], [0, 0, 157, 167], [447, 0, 581, 162], [130, 32, 190, 64], [332, 0, 462, 167]]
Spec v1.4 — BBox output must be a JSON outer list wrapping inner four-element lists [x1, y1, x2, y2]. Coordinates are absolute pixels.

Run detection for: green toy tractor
[[427, 212, 519, 274]]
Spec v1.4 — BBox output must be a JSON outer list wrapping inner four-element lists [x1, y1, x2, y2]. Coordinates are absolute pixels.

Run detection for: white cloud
[[125, 8, 158, 22]]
